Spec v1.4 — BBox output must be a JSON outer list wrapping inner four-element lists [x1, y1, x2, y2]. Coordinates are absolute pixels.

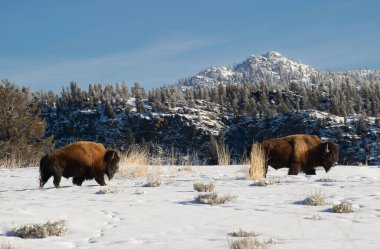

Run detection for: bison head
[[320, 141, 339, 172], [104, 150, 120, 180]]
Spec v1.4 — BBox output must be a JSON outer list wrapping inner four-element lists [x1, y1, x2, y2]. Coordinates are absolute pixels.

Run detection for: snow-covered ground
[[1, 165, 380, 248]]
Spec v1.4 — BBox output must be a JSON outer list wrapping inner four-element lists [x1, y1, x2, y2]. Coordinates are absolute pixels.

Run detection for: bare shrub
[[193, 182, 215, 192], [333, 201, 355, 213], [195, 192, 237, 205], [228, 229, 258, 237], [247, 143, 266, 180], [303, 189, 327, 206], [12, 220, 68, 239]]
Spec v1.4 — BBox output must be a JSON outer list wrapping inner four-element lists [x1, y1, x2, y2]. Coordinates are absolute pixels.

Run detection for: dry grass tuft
[[134, 189, 145, 195], [12, 220, 68, 239], [1, 241, 21, 249], [252, 178, 275, 187], [96, 187, 121, 194], [228, 229, 258, 237], [310, 214, 322, 220], [195, 192, 237, 205], [333, 201, 355, 213], [178, 166, 192, 172], [303, 189, 327, 206], [193, 182, 215, 192], [145, 175, 162, 187], [247, 143, 266, 180], [145, 166, 163, 187], [316, 177, 336, 183]]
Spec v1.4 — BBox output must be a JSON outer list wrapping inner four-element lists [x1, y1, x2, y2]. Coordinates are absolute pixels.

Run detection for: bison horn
[[325, 143, 329, 153], [111, 151, 115, 160]]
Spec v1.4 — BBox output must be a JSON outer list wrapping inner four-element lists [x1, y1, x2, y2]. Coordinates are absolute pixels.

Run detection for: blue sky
[[0, 0, 379, 92]]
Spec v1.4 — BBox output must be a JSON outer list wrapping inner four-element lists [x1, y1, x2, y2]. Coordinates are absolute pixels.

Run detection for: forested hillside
[[1, 52, 379, 166]]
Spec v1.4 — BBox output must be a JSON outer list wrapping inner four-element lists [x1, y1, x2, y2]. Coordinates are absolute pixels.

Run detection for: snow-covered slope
[[1, 165, 380, 248]]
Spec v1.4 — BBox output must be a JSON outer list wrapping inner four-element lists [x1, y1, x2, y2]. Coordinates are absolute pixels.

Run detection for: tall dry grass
[[216, 144, 231, 166], [247, 143, 266, 180], [117, 145, 150, 177], [0, 154, 39, 168]]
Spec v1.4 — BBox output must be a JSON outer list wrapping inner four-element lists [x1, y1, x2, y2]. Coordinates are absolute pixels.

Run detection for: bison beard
[[261, 134, 339, 176], [39, 141, 120, 189]]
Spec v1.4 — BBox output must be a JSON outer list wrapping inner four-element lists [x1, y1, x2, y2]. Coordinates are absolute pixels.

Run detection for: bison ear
[[105, 150, 120, 163]]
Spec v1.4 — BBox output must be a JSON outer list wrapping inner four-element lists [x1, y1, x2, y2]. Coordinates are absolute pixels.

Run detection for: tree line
[[32, 78, 380, 118]]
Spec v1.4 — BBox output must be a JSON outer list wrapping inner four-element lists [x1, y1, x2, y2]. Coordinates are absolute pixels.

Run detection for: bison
[[39, 141, 120, 189], [259, 134, 338, 176]]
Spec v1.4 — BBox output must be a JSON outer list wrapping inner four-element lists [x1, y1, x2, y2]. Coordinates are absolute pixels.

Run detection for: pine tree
[[0, 81, 53, 166]]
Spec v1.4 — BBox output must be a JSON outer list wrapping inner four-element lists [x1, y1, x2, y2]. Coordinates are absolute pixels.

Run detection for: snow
[[1, 165, 380, 248]]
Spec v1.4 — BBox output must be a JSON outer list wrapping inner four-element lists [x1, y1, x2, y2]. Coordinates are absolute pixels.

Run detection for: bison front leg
[[95, 174, 106, 186], [305, 168, 316, 175], [73, 176, 85, 186]]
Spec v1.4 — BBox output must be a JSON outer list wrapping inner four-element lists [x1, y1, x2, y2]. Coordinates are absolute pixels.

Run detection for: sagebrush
[[193, 182, 215, 192], [303, 189, 327, 206], [333, 201, 355, 213], [228, 237, 272, 249], [195, 192, 237, 205], [228, 229, 258, 237], [12, 220, 68, 239]]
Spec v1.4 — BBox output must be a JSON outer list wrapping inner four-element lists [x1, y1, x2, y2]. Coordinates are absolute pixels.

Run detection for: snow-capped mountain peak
[[185, 51, 319, 87]]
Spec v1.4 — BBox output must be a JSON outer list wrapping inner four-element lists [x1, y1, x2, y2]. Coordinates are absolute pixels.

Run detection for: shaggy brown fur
[[39, 141, 120, 188], [260, 134, 338, 176]]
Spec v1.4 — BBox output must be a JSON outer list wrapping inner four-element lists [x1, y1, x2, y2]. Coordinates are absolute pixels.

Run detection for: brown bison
[[39, 141, 120, 189], [259, 134, 338, 176]]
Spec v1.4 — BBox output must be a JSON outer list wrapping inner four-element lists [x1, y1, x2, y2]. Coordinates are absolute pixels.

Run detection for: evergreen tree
[[0, 81, 53, 165]]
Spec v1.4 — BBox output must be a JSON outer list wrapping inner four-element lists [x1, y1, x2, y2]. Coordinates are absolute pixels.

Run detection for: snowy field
[[1, 165, 380, 249]]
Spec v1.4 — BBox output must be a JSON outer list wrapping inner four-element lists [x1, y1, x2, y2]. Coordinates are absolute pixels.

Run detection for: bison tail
[[39, 154, 51, 189], [39, 154, 50, 171]]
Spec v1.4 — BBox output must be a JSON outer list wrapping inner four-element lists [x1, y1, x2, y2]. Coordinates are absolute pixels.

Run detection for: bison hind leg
[[53, 174, 62, 188], [73, 176, 85, 186], [39, 171, 52, 189], [288, 163, 301, 175]]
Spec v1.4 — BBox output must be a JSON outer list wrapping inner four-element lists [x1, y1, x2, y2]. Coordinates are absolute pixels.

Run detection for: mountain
[[181, 51, 380, 87]]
